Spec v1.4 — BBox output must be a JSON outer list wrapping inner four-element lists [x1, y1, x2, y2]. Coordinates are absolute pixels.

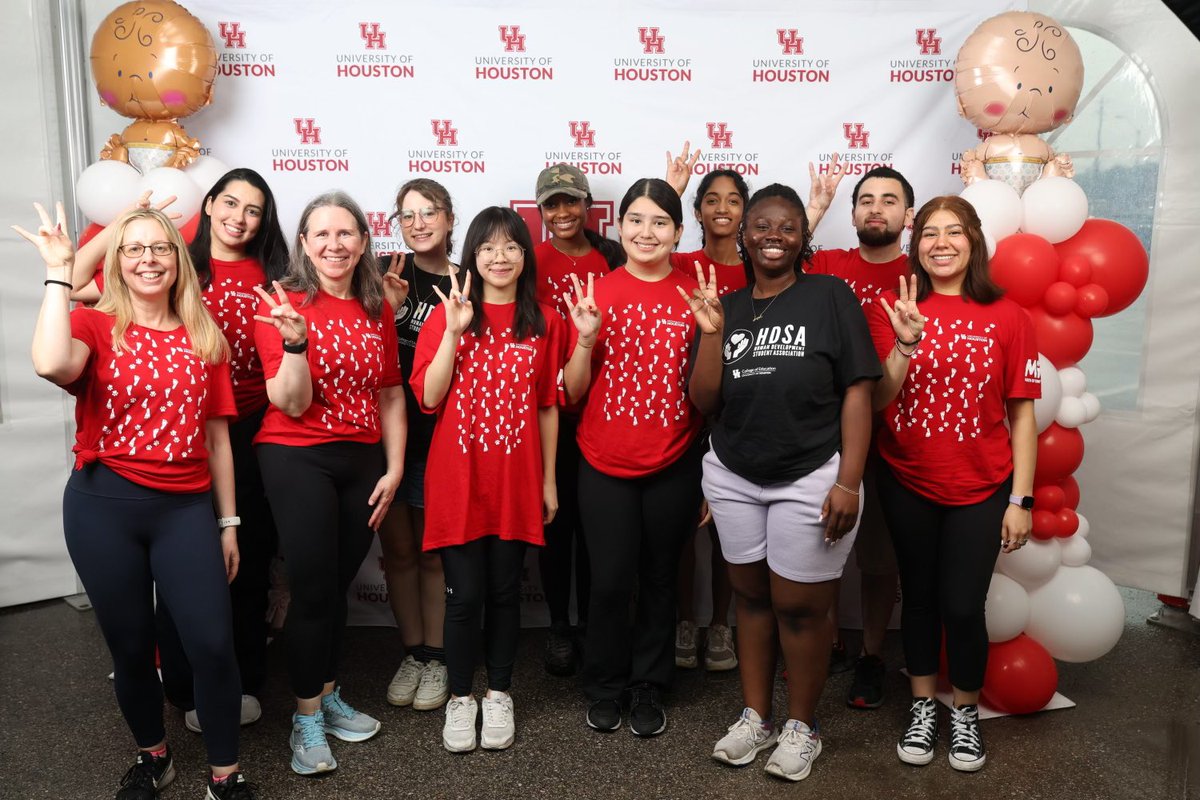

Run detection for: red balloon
[[1058, 254, 1092, 287], [1075, 283, 1109, 318], [1032, 509, 1060, 540], [981, 634, 1058, 715], [1034, 485, 1066, 513], [1055, 508, 1080, 538], [178, 213, 200, 243], [1042, 282, 1078, 316], [1028, 306, 1093, 368], [989, 234, 1060, 308], [1054, 219, 1148, 316], [1036, 424, 1085, 484], [1060, 476, 1080, 509]]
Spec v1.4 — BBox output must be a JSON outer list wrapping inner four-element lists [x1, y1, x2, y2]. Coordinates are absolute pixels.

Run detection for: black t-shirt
[[709, 272, 881, 484], [384, 253, 454, 460]]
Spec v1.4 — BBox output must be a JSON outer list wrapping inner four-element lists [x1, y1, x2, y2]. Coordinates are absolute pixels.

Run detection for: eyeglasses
[[398, 207, 442, 228], [475, 243, 524, 262], [118, 242, 177, 258]]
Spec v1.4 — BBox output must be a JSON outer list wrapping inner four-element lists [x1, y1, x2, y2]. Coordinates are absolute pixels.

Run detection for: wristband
[[894, 339, 918, 358], [897, 333, 923, 347], [44, 279, 73, 289], [282, 338, 308, 354], [833, 482, 860, 497], [217, 516, 241, 529], [1008, 494, 1035, 511]]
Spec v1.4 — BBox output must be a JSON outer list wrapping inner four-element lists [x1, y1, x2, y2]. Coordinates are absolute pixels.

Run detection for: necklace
[[412, 258, 451, 305], [551, 239, 587, 269], [750, 276, 797, 321]]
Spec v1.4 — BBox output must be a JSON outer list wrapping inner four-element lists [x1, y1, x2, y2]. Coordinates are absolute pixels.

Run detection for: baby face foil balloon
[[955, 12, 1084, 136]]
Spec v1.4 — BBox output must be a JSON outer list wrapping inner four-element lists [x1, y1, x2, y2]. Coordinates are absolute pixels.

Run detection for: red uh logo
[[367, 212, 391, 238], [499, 25, 526, 52], [218, 22, 245, 49], [638, 27, 665, 54], [977, 128, 994, 142], [360, 22, 386, 50], [431, 119, 458, 146], [706, 122, 733, 149], [569, 121, 596, 148], [294, 118, 321, 145], [915, 28, 941, 55], [843, 122, 869, 149], [777, 29, 803, 55]]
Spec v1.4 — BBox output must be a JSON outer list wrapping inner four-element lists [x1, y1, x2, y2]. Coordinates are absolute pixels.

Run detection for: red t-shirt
[[868, 292, 1041, 505], [671, 249, 747, 297], [66, 308, 236, 493], [809, 248, 909, 310], [535, 240, 611, 320], [254, 290, 403, 446], [411, 302, 565, 549], [575, 267, 702, 478], [203, 258, 268, 419]]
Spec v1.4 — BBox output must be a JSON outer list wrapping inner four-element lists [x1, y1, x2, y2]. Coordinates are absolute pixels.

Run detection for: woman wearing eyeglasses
[[378, 179, 456, 713], [253, 192, 406, 776], [15, 203, 259, 798], [411, 207, 567, 752]]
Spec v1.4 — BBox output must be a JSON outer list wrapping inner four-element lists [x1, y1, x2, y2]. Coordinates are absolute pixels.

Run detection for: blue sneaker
[[321, 686, 381, 742], [290, 710, 337, 776]]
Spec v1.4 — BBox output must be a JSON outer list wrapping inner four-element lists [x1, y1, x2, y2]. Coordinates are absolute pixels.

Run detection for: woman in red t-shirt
[[869, 196, 1038, 773], [252, 192, 406, 777], [16, 204, 257, 797]]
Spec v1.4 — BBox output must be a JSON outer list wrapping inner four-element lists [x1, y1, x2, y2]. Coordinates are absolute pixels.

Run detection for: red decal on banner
[[294, 118, 321, 144], [916, 28, 942, 55], [638, 27, 665, 54], [569, 121, 596, 148], [777, 29, 803, 55], [843, 122, 869, 149], [706, 122, 733, 149], [431, 119, 459, 146], [360, 22, 386, 50], [367, 212, 391, 238], [499, 25, 526, 52], [510, 200, 615, 246], [219, 21, 246, 49]]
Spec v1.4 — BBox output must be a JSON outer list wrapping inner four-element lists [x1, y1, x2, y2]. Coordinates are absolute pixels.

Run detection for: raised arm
[[421, 268, 473, 410], [806, 153, 846, 234], [562, 272, 602, 404], [254, 281, 312, 417], [665, 139, 701, 197], [677, 262, 725, 417], [872, 275, 925, 411]]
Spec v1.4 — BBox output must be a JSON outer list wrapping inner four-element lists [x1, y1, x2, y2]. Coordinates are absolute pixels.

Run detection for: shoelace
[[420, 662, 446, 688], [323, 689, 356, 720], [950, 707, 982, 754], [726, 712, 767, 745], [483, 696, 512, 726], [447, 699, 474, 729], [119, 760, 157, 790], [398, 658, 423, 683], [903, 701, 937, 748], [630, 684, 657, 710], [777, 724, 818, 755], [295, 713, 326, 748]]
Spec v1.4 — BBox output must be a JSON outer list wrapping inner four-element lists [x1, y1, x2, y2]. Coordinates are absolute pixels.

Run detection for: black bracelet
[[282, 338, 309, 354], [897, 333, 923, 347], [44, 279, 73, 289]]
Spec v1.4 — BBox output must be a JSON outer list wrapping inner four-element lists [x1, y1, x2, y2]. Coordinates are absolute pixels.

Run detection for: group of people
[[15, 145, 1038, 797]]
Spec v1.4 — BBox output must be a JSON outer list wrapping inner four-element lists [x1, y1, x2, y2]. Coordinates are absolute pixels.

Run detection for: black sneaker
[[207, 771, 257, 800], [116, 748, 175, 799], [948, 704, 986, 772], [896, 697, 937, 766], [846, 655, 886, 709], [828, 640, 851, 674], [627, 684, 667, 737], [586, 699, 622, 732], [544, 625, 577, 677]]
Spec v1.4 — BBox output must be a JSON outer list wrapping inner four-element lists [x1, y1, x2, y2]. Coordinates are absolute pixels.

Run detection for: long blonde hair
[[95, 208, 230, 364]]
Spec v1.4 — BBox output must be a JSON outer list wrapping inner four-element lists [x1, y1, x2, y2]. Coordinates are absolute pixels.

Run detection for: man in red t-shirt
[[807, 167, 915, 711]]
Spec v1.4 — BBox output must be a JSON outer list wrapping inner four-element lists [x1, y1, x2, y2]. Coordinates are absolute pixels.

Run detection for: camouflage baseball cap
[[536, 163, 591, 205]]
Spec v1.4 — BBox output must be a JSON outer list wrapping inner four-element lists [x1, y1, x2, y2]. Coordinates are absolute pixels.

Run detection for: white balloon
[[137, 168, 204, 227], [1026, 565, 1124, 662], [984, 230, 997, 259], [1055, 396, 1088, 428], [184, 155, 232, 195], [1081, 393, 1101, 422], [1059, 535, 1093, 567], [76, 160, 142, 225], [1058, 366, 1087, 398], [1021, 177, 1089, 243], [1074, 513, 1090, 539], [1033, 354, 1062, 433], [985, 572, 1031, 642], [996, 538, 1062, 590], [960, 179, 1023, 240]]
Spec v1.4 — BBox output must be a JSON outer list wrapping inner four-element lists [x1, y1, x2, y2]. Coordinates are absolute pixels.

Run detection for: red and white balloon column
[[954, 12, 1150, 714]]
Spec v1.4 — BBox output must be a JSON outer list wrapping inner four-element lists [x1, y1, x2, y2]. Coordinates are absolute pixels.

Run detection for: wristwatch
[[1008, 494, 1035, 511], [217, 516, 242, 529]]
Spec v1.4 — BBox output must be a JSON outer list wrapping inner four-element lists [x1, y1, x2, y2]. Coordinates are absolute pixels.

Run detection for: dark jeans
[[538, 415, 589, 629]]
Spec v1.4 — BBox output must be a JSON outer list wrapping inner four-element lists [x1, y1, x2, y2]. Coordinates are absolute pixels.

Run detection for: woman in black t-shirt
[[682, 184, 880, 782]]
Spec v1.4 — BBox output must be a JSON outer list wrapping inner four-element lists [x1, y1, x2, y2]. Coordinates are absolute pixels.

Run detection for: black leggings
[[538, 415, 589, 628], [257, 441, 381, 699], [876, 464, 1009, 692], [159, 406, 278, 707], [578, 442, 703, 701], [439, 537, 528, 697], [63, 464, 240, 766]]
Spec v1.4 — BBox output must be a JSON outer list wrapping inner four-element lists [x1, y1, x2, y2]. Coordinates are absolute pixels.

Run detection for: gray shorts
[[701, 449, 860, 583]]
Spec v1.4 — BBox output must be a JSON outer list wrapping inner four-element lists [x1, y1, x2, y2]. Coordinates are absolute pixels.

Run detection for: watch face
[[1020, 496, 1035, 510]]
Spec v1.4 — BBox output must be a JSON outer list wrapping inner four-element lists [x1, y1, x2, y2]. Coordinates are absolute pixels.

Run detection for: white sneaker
[[712, 707, 777, 766], [414, 659, 449, 711], [443, 695, 479, 753], [480, 692, 516, 750], [387, 655, 425, 706], [184, 695, 261, 733], [764, 719, 822, 782]]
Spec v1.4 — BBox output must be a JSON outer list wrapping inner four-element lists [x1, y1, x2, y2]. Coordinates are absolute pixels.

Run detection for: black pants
[[257, 441, 381, 699], [158, 407, 278, 708], [439, 537, 528, 697], [63, 464, 240, 766], [876, 464, 1009, 692], [578, 442, 703, 701], [538, 415, 589, 629]]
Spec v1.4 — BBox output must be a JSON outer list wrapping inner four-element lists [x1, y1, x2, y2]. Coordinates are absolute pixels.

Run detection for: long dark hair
[[189, 168, 289, 289], [737, 184, 814, 286], [285, 191, 384, 319], [909, 196, 1002, 303], [461, 207, 545, 342], [693, 169, 750, 247], [580, 197, 626, 269]]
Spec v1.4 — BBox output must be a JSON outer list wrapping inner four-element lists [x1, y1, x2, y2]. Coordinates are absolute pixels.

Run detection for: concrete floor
[[1, 587, 1197, 799]]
